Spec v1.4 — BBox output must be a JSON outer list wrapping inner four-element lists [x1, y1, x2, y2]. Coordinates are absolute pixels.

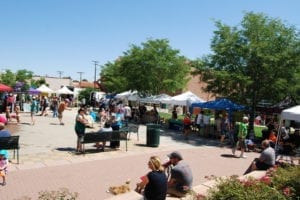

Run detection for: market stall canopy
[[161, 91, 205, 106], [128, 93, 140, 101], [56, 86, 74, 95], [36, 84, 54, 93], [257, 96, 298, 114], [28, 88, 41, 95], [153, 94, 172, 103], [192, 98, 246, 111], [115, 90, 137, 99], [281, 105, 300, 122], [0, 83, 12, 92]]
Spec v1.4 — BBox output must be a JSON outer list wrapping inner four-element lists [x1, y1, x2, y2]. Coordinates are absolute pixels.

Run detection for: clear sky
[[0, 0, 299, 81]]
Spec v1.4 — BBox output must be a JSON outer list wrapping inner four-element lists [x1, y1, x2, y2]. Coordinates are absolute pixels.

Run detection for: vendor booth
[[276, 105, 300, 154]]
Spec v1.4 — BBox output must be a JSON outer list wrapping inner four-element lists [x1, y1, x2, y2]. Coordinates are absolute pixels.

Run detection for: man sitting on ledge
[[244, 139, 275, 175]]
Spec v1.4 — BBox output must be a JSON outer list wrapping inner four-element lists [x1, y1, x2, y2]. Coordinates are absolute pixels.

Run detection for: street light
[[92, 60, 99, 90], [77, 72, 84, 88]]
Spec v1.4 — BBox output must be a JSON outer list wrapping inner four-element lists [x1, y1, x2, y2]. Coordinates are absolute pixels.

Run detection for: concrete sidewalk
[[0, 109, 259, 199]]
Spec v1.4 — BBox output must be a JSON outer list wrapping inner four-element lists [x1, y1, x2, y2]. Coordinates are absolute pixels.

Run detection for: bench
[[0, 136, 20, 164], [81, 129, 129, 153]]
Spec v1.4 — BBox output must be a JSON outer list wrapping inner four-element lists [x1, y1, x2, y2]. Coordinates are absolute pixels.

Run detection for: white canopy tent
[[276, 105, 300, 152], [153, 94, 172, 104], [281, 105, 300, 121], [139, 94, 170, 104], [161, 91, 206, 106], [36, 84, 54, 94], [115, 90, 137, 99], [56, 86, 74, 95]]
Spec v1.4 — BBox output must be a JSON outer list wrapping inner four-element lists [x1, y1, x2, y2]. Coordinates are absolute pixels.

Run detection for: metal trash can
[[146, 123, 160, 147]]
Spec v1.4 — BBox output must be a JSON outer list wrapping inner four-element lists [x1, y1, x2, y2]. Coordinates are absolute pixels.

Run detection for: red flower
[[283, 187, 291, 196], [259, 175, 271, 185]]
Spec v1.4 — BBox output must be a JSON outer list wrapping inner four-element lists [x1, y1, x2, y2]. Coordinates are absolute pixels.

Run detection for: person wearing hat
[[232, 116, 249, 158], [164, 151, 193, 198]]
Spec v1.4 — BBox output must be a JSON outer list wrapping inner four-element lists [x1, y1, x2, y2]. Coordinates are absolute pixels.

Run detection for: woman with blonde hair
[[135, 156, 167, 200]]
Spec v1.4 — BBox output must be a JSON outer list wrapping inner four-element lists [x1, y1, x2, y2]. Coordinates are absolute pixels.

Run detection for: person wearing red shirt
[[183, 112, 192, 140]]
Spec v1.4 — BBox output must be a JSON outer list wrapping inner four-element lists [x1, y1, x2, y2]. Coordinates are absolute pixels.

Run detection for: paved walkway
[[0, 109, 259, 199]]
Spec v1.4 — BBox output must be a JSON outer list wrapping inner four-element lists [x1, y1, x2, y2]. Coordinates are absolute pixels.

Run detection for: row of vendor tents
[[114, 90, 300, 122], [115, 90, 246, 112], [29, 84, 74, 95]]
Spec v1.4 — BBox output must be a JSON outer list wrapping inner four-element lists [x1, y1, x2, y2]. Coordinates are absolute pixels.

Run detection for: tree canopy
[[193, 12, 300, 118], [100, 39, 191, 95]]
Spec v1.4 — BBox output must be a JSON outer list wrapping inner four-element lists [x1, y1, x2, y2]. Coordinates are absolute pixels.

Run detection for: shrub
[[204, 165, 300, 200], [271, 165, 300, 198], [205, 176, 286, 200]]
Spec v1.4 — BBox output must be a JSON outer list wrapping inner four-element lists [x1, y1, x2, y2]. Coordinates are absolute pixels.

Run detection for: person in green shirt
[[232, 116, 248, 158]]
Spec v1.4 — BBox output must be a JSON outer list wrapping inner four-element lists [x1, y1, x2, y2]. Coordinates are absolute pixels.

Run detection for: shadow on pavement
[[221, 154, 238, 158]]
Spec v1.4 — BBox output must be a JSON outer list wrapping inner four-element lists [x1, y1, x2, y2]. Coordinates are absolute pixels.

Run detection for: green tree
[[30, 77, 47, 88], [194, 12, 300, 128], [78, 87, 95, 105], [15, 69, 34, 92], [101, 39, 191, 95], [0, 69, 16, 86], [100, 61, 127, 93], [15, 69, 33, 82]]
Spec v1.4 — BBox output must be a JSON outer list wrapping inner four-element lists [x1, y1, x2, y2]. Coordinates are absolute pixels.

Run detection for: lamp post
[[92, 60, 99, 90], [77, 72, 84, 88], [57, 71, 63, 79]]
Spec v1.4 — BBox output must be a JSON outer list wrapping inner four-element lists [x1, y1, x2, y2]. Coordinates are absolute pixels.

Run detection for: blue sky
[[0, 0, 299, 81]]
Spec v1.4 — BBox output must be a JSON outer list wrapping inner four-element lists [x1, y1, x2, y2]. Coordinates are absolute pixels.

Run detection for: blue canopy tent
[[191, 98, 246, 111]]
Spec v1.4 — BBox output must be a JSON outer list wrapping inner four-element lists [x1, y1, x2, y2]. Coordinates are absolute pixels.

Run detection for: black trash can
[[146, 123, 160, 147]]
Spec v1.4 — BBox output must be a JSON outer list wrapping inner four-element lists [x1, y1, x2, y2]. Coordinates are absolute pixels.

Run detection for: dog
[[108, 180, 131, 195]]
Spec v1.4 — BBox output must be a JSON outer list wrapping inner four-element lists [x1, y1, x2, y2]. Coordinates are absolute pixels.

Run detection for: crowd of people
[[0, 92, 297, 194]]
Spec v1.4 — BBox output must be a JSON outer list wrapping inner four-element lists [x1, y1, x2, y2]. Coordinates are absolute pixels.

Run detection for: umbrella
[[0, 83, 12, 92]]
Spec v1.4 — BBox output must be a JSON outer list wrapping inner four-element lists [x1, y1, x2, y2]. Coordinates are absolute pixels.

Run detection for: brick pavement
[[0, 109, 259, 199]]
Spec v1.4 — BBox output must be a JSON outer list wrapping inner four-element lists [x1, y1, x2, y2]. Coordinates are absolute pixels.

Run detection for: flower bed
[[199, 164, 300, 200]]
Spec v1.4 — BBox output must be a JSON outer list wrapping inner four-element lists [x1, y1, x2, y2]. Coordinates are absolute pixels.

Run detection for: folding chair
[[128, 125, 139, 141]]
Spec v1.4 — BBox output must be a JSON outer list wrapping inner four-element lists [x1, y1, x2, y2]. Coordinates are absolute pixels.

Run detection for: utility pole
[[57, 71, 63, 79], [77, 72, 84, 88], [92, 60, 99, 90]]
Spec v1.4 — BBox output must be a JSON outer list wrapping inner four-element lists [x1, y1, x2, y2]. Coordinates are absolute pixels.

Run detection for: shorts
[[75, 130, 84, 142], [255, 160, 273, 170], [0, 170, 6, 177], [238, 138, 246, 149], [184, 124, 191, 130], [58, 112, 63, 118], [221, 130, 228, 136]]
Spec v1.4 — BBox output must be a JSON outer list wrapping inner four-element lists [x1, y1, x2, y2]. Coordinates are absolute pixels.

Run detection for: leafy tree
[[77, 87, 95, 105], [0, 69, 16, 86], [15, 69, 34, 92], [100, 61, 128, 93], [193, 12, 300, 128], [30, 77, 47, 88], [15, 69, 33, 82], [101, 39, 191, 95]]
